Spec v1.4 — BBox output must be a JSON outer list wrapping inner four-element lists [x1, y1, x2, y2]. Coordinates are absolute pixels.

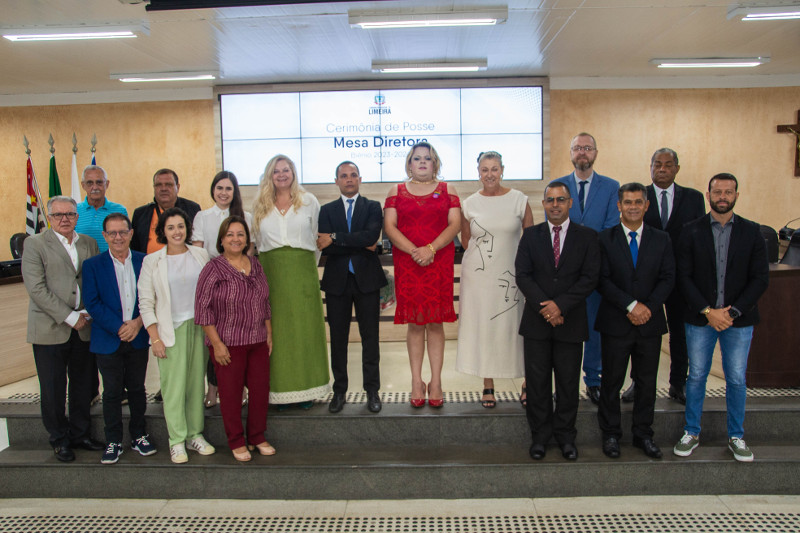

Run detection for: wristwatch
[[702, 307, 711, 316], [728, 308, 741, 320], [330, 233, 337, 243]]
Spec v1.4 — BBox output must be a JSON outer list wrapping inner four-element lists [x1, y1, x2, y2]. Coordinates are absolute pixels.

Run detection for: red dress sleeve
[[384, 195, 397, 209]]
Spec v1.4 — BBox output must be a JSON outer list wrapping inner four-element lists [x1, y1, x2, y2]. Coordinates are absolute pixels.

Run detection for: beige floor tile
[[717, 495, 800, 513], [344, 498, 536, 517], [158, 499, 347, 517], [0, 498, 168, 516], [532, 495, 729, 516]]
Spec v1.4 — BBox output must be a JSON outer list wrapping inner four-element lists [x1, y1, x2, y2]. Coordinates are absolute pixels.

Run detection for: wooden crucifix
[[777, 110, 800, 177]]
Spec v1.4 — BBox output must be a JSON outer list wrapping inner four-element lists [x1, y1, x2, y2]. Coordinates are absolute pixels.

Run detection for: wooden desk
[[747, 264, 800, 387]]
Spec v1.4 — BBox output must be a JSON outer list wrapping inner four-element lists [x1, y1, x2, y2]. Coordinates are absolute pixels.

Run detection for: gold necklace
[[226, 255, 247, 274], [408, 177, 438, 185]]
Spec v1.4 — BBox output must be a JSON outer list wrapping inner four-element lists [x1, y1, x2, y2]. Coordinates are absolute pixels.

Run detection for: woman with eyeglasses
[[455, 151, 534, 408]]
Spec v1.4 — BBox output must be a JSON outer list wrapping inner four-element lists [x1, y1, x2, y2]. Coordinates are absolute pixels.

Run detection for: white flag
[[71, 151, 82, 203]]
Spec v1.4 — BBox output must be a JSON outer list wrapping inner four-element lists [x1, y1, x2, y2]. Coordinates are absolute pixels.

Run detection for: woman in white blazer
[[138, 207, 215, 464]]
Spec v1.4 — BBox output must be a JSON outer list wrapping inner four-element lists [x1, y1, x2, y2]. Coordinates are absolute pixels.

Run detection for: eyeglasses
[[544, 197, 570, 205], [49, 212, 78, 220], [570, 145, 596, 152], [104, 230, 131, 238]]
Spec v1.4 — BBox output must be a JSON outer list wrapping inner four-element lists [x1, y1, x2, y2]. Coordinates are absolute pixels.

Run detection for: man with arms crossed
[[515, 182, 600, 461], [317, 161, 387, 413], [595, 183, 675, 459], [552, 133, 620, 404], [673, 173, 768, 462], [22, 196, 102, 461]]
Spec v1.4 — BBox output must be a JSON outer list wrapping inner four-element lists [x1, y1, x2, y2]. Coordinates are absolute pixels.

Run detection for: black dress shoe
[[72, 437, 105, 451], [54, 446, 75, 462], [621, 382, 635, 403], [328, 393, 346, 413], [366, 392, 382, 413], [669, 385, 686, 405], [529, 444, 546, 460], [586, 386, 601, 406], [560, 443, 578, 460], [602, 437, 621, 458], [633, 437, 663, 459]]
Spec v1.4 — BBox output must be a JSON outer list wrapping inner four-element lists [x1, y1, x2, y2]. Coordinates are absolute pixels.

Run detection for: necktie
[[346, 198, 355, 274], [660, 190, 669, 229], [553, 225, 562, 267], [629, 230, 638, 267], [578, 181, 586, 213]]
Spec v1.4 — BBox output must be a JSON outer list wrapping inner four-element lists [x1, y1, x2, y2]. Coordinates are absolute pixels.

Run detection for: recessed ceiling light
[[727, 4, 800, 20], [351, 8, 507, 29], [110, 71, 217, 83], [372, 61, 488, 74], [649, 57, 770, 68], [2, 22, 149, 42]]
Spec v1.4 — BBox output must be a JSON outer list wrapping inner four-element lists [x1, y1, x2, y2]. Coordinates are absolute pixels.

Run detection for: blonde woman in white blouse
[[252, 155, 330, 409]]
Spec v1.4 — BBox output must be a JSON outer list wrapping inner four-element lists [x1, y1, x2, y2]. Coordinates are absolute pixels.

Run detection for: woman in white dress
[[456, 151, 534, 408], [192, 170, 254, 408]]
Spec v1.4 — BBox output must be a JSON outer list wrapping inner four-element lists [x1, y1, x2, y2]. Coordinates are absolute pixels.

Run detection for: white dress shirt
[[547, 218, 571, 256], [256, 192, 321, 260], [653, 183, 675, 222], [341, 193, 360, 220], [573, 171, 595, 201], [192, 204, 254, 258], [621, 222, 644, 312], [111, 250, 136, 322], [54, 231, 85, 327]]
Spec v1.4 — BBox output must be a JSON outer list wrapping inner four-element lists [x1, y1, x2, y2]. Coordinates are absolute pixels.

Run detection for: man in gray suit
[[22, 196, 103, 461]]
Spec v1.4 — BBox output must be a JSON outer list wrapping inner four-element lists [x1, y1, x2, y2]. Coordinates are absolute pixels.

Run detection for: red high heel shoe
[[410, 382, 426, 408], [427, 382, 444, 408]]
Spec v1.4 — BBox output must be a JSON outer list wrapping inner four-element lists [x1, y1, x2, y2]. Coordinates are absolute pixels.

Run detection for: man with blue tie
[[82, 213, 156, 464], [595, 183, 675, 459], [317, 161, 387, 414], [553, 133, 620, 404]]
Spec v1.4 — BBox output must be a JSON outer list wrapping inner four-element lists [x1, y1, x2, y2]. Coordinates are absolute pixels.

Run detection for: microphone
[[779, 217, 800, 241]]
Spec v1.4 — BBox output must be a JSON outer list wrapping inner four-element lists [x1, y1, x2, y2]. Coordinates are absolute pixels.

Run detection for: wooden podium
[[747, 264, 800, 387]]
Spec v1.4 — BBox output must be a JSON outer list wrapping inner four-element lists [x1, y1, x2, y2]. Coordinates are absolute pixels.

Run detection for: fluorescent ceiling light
[[110, 71, 217, 83], [372, 61, 488, 74], [2, 22, 148, 42], [351, 7, 507, 29], [727, 5, 800, 20], [649, 57, 769, 68]]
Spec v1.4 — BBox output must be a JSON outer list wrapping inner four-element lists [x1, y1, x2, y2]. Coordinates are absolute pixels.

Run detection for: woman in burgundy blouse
[[195, 215, 275, 462]]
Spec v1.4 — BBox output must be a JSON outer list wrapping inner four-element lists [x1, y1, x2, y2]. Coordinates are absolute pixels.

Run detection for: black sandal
[[481, 388, 496, 408], [520, 384, 527, 407]]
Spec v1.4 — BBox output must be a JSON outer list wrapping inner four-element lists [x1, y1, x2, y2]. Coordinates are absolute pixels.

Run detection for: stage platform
[[2, 389, 800, 500]]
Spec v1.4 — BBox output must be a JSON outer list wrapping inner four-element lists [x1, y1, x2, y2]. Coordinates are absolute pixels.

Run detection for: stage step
[[2, 396, 799, 499]]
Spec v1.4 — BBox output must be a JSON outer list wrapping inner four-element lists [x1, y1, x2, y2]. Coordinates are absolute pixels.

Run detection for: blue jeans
[[684, 323, 753, 439]]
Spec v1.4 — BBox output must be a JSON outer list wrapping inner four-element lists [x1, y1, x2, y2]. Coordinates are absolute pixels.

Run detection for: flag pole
[[91, 133, 97, 164], [24, 135, 48, 220]]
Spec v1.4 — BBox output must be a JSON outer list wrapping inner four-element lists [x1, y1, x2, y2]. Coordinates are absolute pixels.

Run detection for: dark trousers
[[326, 274, 381, 395], [206, 359, 217, 387], [598, 332, 661, 441], [211, 341, 270, 450], [95, 343, 149, 444], [524, 337, 583, 446], [32, 330, 94, 448], [665, 295, 689, 387]]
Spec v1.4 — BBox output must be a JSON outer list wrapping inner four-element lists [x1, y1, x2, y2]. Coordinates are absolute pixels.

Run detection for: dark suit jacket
[[82, 250, 150, 354], [318, 195, 387, 295], [595, 224, 675, 337], [130, 197, 201, 253], [644, 183, 705, 248], [677, 213, 769, 327], [515, 221, 600, 342], [22, 229, 99, 345]]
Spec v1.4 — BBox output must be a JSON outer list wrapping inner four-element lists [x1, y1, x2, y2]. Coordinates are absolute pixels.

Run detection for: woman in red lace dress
[[384, 142, 461, 408]]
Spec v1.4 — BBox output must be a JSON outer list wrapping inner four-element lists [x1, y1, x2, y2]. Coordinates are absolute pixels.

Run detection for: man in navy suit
[[515, 182, 600, 461], [632, 148, 705, 405], [552, 133, 620, 404], [673, 173, 768, 463], [595, 183, 675, 459], [317, 161, 387, 414], [83, 213, 156, 464]]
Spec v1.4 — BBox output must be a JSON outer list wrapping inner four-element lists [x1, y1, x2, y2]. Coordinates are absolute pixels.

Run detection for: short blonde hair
[[405, 142, 442, 179]]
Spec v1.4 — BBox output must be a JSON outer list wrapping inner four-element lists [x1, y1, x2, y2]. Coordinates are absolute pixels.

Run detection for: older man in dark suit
[[673, 173, 768, 463], [623, 148, 704, 405], [596, 182, 675, 459], [22, 196, 102, 462], [317, 161, 387, 414], [515, 181, 600, 461]]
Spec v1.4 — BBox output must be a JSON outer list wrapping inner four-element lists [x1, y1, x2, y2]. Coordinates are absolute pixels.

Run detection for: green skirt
[[259, 247, 330, 404]]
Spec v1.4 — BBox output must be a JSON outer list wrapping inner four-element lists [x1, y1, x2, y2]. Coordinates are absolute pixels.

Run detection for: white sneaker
[[186, 435, 216, 456], [169, 443, 189, 464]]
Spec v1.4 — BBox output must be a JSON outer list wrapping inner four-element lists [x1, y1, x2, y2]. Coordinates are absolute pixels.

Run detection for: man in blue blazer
[[317, 161, 387, 414], [552, 133, 620, 404], [83, 213, 156, 464]]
